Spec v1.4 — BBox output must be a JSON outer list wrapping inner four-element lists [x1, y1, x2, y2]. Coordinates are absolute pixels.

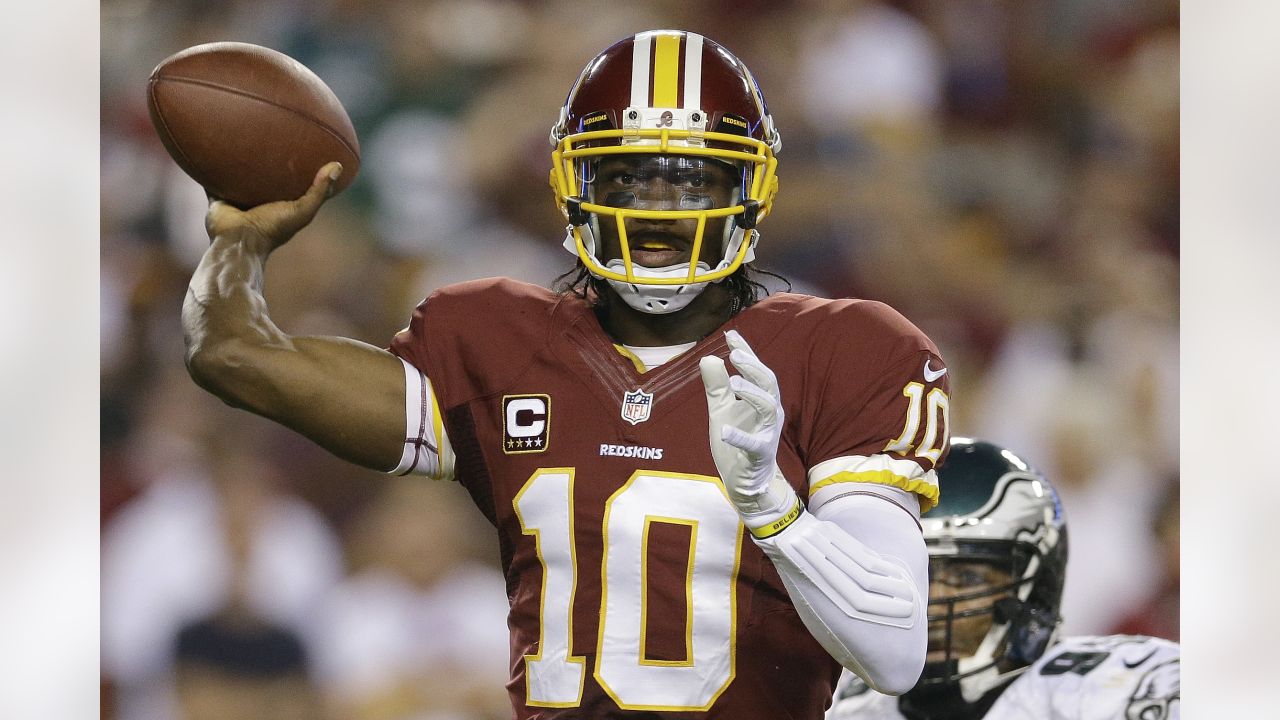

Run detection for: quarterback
[[826, 438, 1180, 720], [184, 30, 951, 718]]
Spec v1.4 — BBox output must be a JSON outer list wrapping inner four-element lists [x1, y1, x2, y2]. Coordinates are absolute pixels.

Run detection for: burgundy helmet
[[549, 30, 782, 313]]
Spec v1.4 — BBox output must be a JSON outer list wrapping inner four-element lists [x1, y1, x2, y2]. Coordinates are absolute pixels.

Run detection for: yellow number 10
[[884, 382, 950, 463]]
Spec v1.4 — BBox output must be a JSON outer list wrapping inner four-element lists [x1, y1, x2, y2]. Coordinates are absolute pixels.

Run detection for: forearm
[[182, 228, 406, 470], [183, 230, 292, 406], [753, 487, 927, 695]]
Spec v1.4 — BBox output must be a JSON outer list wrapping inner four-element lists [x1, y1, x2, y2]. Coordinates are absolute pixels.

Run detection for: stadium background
[[99, 1, 1179, 718]]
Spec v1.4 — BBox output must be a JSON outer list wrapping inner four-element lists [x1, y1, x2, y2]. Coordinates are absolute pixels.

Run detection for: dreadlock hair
[[554, 261, 791, 316]]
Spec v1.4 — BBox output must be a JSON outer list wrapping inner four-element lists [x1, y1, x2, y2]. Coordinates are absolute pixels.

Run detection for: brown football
[[147, 42, 360, 209]]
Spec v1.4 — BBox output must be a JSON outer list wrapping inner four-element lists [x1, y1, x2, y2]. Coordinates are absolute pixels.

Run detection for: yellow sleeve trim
[[612, 344, 648, 373], [809, 470, 940, 512], [426, 378, 454, 482]]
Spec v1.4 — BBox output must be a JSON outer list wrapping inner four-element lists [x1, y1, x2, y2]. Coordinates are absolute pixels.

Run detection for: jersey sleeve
[[800, 301, 951, 513], [386, 357, 454, 480], [386, 278, 562, 482]]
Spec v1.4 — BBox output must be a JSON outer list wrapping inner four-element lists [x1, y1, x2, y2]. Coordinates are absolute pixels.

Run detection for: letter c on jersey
[[503, 395, 551, 454]]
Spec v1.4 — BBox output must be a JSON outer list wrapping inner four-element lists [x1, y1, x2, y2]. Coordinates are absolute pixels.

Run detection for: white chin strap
[[603, 259, 713, 314], [561, 221, 756, 315]]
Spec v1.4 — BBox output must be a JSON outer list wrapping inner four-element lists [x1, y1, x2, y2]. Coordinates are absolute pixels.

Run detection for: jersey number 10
[[884, 382, 950, 462], [513, 468, 744, 711]]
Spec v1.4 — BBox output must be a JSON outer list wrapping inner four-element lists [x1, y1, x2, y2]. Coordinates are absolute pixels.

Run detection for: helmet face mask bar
[[552, 123, 777, 287], [549, 30, 781, 314]]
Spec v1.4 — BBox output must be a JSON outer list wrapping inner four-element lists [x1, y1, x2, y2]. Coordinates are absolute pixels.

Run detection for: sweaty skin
[[184, 162, 405, 471]]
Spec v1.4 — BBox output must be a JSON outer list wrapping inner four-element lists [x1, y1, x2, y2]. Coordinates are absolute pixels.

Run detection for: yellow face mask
[[550, 125, 779, 287]]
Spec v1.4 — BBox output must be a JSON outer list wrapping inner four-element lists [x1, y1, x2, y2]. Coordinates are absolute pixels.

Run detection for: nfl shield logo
[[620, 389, 654, 425]]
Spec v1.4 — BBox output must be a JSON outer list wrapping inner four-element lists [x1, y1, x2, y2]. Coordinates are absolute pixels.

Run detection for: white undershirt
[[621, 341, 697, 371]]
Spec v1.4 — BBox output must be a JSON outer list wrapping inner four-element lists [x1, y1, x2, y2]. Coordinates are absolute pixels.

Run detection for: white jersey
[[827, 635, 1180, 720]]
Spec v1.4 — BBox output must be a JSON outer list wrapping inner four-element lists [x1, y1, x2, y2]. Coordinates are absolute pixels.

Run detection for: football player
[[826, 437, 1180, 720], [185, 30, 951, 718]]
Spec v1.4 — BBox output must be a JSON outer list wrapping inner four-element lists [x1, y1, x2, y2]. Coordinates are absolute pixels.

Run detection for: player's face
[[590, 155, 737, 269], [926, 559, 1013, 662]]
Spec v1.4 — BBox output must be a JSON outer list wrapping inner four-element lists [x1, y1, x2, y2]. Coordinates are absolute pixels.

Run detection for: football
[[147, 41, 360, 209]]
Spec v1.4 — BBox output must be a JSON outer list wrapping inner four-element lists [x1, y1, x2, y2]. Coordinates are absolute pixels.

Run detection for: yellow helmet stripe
[[652, 33, 681, 108]]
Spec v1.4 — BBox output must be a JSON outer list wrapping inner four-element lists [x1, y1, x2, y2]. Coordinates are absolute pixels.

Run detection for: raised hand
[[700, 330, 802, 537]]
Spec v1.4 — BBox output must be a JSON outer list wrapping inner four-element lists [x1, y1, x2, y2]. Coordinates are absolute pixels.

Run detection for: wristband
[[747, 495, 804, 539]]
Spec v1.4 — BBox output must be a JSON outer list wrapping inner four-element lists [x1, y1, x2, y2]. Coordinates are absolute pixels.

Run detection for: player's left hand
[[700, 330, 801, 537]]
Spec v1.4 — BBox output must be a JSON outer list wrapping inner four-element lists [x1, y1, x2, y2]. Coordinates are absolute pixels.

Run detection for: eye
[[597, 162, 641, 186], [935, 566, 988, 588], [680, 172, 710, 188]]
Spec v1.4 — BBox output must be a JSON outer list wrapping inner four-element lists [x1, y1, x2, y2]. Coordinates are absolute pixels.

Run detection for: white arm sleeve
[[752, 484, 927, 695]]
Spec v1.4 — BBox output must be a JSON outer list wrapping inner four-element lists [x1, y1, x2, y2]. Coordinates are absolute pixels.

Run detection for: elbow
[[854, 629, 926, 696], [184, 339, 257, 407], [862, 659, 924, 697], [185, 339, 225, 389]]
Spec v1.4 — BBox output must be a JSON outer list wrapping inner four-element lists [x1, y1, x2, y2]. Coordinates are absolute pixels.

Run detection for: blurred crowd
[[100, 1, 1179, 718]]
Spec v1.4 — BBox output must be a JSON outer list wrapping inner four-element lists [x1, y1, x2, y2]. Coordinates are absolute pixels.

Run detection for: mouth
[[625, 232, 692, 268]]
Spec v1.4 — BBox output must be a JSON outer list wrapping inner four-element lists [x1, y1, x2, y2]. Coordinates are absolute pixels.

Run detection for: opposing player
[[826, 437, 1180, 720], [184, 30, 951, 718]]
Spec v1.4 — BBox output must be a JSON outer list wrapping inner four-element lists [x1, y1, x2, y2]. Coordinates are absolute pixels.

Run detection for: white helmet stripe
[[630, 33, 652, 107], [683, 33, 703, 110]]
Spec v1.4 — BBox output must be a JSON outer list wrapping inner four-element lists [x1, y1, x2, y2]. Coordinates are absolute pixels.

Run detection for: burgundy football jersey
[[390, 278, 950, 719]]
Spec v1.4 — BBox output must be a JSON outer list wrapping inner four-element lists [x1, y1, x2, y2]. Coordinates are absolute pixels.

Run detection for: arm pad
[[752, 485, 927, 695]]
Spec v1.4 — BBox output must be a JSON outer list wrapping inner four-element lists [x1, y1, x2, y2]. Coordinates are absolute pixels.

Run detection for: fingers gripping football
[[205, 161, 344, 252], [699, 331, 801, 535]]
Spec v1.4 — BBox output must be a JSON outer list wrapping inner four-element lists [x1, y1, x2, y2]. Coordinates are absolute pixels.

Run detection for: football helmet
[[899, 437, 1068, 719], [549, 29, 782, 313]]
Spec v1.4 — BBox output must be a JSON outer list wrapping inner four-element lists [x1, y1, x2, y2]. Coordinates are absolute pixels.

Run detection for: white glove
[[699, 330, 802, 538]]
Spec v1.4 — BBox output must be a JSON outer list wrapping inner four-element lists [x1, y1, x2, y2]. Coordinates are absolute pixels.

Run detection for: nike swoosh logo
[[923, 359, 947, 382], [1123, 649, 1158, 669]]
